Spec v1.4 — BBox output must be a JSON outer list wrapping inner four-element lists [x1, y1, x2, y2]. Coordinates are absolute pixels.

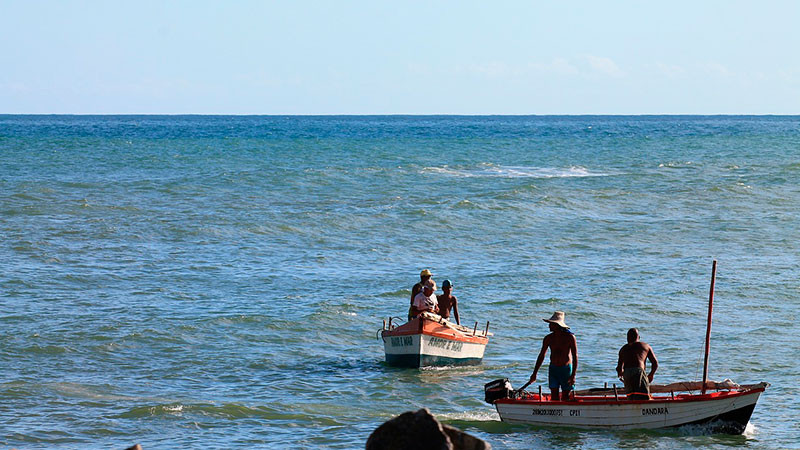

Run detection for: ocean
[[1, 115, 798, 449]]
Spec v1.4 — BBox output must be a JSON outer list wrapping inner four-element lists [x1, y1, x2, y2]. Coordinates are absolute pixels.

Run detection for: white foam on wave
[[743, 421, 757, 437], [424, 164, 610, 179], [436, 409, 500, 422], [163, 404, 184, 413]]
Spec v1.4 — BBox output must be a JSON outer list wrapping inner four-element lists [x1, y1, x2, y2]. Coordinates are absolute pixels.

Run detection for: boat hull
[[384, 333, 487, 367], [494, 388, 764, 434], [382, 315, 489, 368]]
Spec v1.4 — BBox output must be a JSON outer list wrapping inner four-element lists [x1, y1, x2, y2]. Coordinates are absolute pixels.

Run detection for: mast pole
[[701, 260, 717, 395]]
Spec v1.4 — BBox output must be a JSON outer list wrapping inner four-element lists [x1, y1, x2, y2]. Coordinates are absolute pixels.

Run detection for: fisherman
[[436, 279, 460, 325], [616, 328, 658, 400], [411, 280, 439, 317], [409, 269, 434, 320], [528, 311, 578, 401]]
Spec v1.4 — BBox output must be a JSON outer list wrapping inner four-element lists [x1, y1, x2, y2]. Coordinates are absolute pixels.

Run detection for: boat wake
[[675, 420, 756, 437], [437, 410, 517, 434]]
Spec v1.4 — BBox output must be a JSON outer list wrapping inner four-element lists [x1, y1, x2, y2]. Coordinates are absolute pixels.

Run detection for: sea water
[[1, 115, 798, 449]]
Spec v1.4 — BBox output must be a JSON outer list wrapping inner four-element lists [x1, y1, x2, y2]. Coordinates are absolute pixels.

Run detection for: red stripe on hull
[[382, 316, 489, 345]]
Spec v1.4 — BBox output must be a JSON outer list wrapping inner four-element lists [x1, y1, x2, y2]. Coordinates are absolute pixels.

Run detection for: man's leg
[[550, 388, 560, 401]]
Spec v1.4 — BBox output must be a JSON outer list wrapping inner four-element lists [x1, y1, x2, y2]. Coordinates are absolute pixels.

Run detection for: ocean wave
[[424, 164, 612, 179], [376, 289, 410, 298], [658, 161, 696, 169]]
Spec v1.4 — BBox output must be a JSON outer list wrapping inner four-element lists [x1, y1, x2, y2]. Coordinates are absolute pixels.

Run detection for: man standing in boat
[[436, 279, 460, 325], [528, 311, 578, 401], [409, 269, 434, 320], [616, 328, 659, 400], [411, 280, 439, 317]]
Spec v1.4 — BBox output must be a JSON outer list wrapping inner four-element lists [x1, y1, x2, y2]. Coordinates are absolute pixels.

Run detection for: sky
[[1, 0, 799, 114]]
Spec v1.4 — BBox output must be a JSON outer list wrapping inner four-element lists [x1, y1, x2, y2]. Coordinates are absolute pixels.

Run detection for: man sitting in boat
[[409, 269, 435, 320], [411, 281, 439, 318], [528, 311, 578, 401], [436, 279, 460, 325], [616, 328, 659, 400]]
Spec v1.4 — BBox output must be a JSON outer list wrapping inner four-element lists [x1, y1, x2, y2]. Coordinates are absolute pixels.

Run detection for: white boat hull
[[495, 388, 763, 433], [384, 333, 487, 367], [381, 314, 490, 368]]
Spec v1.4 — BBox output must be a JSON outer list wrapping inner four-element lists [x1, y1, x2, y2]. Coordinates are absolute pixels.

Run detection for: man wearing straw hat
[[527, 311, 578, 401]]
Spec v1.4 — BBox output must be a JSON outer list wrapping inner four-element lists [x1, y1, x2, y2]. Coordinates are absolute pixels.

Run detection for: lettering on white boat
[[428, 337, 463, 352], [531, 409, 563, 416], [570, 409, 581, 416], [390, 336, 413, 347], [641, 406, 669, 416]]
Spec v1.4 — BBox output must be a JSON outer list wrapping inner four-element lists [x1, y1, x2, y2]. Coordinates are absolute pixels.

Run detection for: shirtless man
[[616, 328, 659, 400], [436, 279, 460, 325], [527, 311, 578, 401]]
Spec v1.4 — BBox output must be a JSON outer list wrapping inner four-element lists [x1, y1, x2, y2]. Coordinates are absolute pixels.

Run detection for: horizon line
[[2, 113, 799, 117]]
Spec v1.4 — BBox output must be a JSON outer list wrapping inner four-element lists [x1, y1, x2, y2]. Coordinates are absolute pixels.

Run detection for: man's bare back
[[618, 341, 652, 369], [616, 328, 658, 384]]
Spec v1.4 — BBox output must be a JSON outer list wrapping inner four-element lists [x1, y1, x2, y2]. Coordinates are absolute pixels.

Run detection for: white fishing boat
[[379, 312, 491, 368], [484, 261, 768, 434], [486, 379, 767, 434]]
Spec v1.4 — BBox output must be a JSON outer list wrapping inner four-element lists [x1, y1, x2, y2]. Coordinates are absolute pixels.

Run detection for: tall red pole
[[701, 260, 717, 395]]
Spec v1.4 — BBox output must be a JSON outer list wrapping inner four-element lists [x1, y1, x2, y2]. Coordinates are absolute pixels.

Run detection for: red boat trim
[[382, 317, 489, 344], [495, 387, 764, 406], [384, 329, 488, 344]]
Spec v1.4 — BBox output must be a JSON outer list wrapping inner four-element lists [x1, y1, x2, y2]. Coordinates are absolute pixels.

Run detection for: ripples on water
[[1, 116, 798, 448]]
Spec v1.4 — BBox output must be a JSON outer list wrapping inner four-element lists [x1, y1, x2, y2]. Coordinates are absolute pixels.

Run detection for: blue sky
[[2, 1, 799, 114]]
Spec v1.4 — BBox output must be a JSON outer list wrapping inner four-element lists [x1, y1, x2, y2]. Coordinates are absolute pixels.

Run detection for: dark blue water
[[1, 115, 798, 448]]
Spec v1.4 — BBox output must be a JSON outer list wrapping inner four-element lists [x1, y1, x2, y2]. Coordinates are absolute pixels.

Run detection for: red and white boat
[[380, 312, 491, 368], [484, 261, 768, 434], [486, 379, 767, 434]]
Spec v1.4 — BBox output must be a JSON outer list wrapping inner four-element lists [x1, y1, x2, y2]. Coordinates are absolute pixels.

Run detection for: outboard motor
[[484, 378, 513, 404]]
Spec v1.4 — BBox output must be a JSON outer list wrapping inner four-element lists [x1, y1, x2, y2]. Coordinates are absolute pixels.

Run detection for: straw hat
[[420, 269, 433, 277], [543, 311, 569, 329]]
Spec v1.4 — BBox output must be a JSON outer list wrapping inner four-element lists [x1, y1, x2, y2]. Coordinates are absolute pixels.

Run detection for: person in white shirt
[[412, 281, 439, 317]]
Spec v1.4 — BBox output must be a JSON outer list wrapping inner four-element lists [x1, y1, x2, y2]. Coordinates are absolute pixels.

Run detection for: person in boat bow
[[528, 311, 578, 401], [436, 279, 460, 325], [616, 328, 658, 400], [409, 269, 435, 320], [411, 280, 439, 317]]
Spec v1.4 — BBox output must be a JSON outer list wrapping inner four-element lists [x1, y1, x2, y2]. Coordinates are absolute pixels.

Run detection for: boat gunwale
[[495, 386, 764, 407], [381, 317, 489, 345], [382, 328, 489, 344]]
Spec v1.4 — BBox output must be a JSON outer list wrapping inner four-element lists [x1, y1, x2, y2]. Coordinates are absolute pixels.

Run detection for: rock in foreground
[[366, 408, 490, 450]]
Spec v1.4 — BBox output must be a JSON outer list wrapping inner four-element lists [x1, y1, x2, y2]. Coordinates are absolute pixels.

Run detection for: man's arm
[[410, 285, 420, 305], [646, 345, 659, 383], [452, 296, 460, 325], [411, 294, 423, 316], [568, 334, 577, 386], [530, 336, 550, 382], [616, 347, 624, 379]]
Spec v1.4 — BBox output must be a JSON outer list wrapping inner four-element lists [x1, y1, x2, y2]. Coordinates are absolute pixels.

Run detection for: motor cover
[[484, 378, 513, 404]]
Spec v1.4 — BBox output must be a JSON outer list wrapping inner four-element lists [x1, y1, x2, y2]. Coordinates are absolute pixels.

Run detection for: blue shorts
[[548, 364, 574, 391]]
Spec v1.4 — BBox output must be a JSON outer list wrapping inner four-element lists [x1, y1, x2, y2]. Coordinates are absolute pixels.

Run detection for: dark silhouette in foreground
[[366, 408, 490, 450]]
